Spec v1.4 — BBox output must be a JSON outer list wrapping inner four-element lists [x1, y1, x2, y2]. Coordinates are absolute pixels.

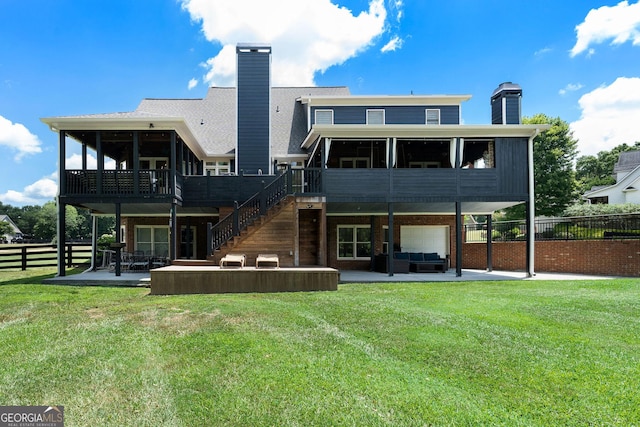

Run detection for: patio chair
[[219, 253, 246, 268], [256, 254, 279, 268], [131, 250, 150, 271], [109, 251, 133, 272]]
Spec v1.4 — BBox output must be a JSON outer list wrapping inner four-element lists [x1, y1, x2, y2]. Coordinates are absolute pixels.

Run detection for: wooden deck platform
[[149, 265, 339, 295]]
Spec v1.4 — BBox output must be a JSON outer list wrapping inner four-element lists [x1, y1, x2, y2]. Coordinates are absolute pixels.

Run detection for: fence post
[[206, 222, 212, 257], [21, 247, 27, 271], [67, 243, 73, 268]]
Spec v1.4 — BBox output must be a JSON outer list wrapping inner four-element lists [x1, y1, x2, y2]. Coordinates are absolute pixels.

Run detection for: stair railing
[[207, 168, 292, 256]]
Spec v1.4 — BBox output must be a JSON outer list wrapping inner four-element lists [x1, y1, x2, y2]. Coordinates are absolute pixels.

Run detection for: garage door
[[400, 225, 450, 257]]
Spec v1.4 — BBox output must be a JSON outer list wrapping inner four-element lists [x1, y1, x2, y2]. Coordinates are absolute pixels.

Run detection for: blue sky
[[1, 0, 640, 206]]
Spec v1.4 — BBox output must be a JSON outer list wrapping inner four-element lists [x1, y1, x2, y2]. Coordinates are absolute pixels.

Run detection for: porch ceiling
[[326, 201, 523, 215]]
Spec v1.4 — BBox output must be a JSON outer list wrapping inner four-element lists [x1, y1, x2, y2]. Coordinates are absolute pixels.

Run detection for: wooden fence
[[0, 243, 93, 271]]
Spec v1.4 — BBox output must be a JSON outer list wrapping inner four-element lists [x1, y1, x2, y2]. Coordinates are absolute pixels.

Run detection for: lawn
[[0, 268, 638, 426]]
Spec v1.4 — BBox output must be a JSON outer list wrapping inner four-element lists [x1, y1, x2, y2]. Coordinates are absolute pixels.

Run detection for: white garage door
[[400, 225, 450, 257]]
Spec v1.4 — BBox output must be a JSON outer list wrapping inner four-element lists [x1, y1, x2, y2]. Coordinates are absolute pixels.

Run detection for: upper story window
[[426, 109, 441, 125], [315, 109, 334, 125], [366, 109, 385, 125]]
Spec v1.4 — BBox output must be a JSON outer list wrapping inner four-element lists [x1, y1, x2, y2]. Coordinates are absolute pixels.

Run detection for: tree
[[0, 220, 13, 241], [33, 202, 86, 242], [504, 114, 579, 219], [575, 141, 640, 195]]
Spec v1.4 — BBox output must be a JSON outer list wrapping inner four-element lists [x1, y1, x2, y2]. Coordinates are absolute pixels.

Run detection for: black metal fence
[[465, 213, 640, 242]]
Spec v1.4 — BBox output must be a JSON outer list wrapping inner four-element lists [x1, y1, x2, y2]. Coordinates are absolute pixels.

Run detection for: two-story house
[[42, 44, 547, 278]]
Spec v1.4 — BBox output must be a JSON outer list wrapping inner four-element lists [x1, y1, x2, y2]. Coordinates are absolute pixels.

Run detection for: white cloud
[[65, 153, 115, 170], [187, 78, 198, 90], [0, 178, 57, 205], [0, 115, 43, 161], [558, 82, 584, 95], [570, 0, 640, 57], [0, 155, 116, 206], [381, 35, 402, 52], [181, 0, 391, 86], [534, 47, 552, 57], [570, 77, 640, 156]]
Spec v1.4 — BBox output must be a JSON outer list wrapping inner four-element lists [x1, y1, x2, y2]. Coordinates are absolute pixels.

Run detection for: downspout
[[527, 129, 540, 278]]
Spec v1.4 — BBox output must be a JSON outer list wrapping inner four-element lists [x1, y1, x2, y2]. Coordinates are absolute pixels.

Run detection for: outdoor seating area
[[107, 250, 169, 272], [375, 252, 448, 273]]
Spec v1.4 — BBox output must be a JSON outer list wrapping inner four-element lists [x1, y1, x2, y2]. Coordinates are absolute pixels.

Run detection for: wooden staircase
[[208, 196, 296, 267]]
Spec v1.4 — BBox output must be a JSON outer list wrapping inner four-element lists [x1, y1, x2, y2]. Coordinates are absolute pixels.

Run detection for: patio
[[41, 267, 617, 289]]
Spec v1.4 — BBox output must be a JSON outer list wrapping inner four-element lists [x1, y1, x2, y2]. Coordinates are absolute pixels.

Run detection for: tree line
[[0, 201, 114, 243]]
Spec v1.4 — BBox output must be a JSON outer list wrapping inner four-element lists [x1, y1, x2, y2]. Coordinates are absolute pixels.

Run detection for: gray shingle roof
[[136, 86, 350, 157], [614, 150, 640, 174]]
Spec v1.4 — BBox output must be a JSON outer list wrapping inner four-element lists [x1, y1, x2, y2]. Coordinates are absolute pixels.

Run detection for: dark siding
[[312, 105, 460, 125], [392, 170, 457, 197], [459, 170, 498, 195], [505, 96, 521, 124], [491, 98, 503, 124], [182, 175, 277, 206], [492, 94, 521, 125], [496, 138, 528, 195], [237, 48, 271, 174]]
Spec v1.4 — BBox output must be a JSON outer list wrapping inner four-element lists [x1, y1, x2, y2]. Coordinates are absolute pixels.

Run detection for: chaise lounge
[[219, 253, 246, 268]]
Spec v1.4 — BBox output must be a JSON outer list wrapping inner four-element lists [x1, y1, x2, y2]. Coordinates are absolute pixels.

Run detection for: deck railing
[[64, 169, 172, 196]]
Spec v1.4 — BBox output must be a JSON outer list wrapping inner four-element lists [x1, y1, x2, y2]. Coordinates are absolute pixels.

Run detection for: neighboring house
[[0, 215, 22, 243], [584, 151, 640, 205], [42, 44, 548, 277]]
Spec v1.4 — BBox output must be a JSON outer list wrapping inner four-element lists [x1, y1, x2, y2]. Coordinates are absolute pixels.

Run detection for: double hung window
[[337, 225, 371, 259]]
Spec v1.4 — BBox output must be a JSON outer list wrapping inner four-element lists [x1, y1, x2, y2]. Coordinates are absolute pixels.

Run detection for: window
[[135, 226, 169, 256], [315, 109, 334, 125], [204, 160, 231, 176], [337, 225, 371, 259], [366, 109, 385, 125], [426, 109, 440, 125]]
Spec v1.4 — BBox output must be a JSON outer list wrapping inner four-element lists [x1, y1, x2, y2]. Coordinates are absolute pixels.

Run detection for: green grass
[[0, 268, 638, 426]]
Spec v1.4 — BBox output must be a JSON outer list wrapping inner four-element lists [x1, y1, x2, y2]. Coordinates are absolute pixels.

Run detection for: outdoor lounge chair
[[219, 253, 246, 268], [256, 254, 279, 268]]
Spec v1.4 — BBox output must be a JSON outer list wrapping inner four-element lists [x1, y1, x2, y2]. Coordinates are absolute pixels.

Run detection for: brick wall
[[463, 240, 640, 277]]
